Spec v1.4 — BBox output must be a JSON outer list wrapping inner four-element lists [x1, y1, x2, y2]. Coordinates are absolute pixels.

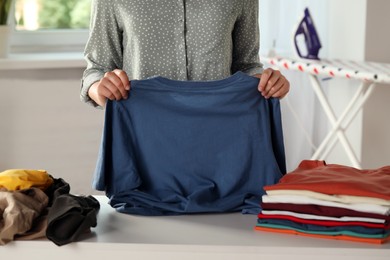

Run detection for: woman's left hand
[[254, 68, 290, 99]]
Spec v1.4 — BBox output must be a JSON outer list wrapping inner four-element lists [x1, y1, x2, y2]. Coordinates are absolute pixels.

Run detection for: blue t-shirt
[[93, 71, 286, 215]]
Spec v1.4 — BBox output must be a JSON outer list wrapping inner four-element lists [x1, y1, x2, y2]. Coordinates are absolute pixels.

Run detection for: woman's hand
[[88, 69, 130, 107], [255, 68, 290, 99]]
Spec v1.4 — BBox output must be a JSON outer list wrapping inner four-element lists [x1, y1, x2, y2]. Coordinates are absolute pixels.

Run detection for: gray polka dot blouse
[[81, 0, 263, 107]]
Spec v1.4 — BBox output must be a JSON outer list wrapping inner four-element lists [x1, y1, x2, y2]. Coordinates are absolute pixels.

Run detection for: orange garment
[[264, 160, 390, 200], [0, 169, 53, 191], [254, 226, 390, 244]]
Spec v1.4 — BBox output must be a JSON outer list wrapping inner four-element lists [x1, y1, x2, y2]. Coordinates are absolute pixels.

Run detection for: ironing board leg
[[320, 83, 376, 164], [311, 81, 370, 159], [308, 75, 361, 168]]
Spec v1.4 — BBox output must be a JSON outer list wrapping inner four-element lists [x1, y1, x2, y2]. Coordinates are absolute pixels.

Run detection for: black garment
[[44, 177, 100, 246], [44, 176, 70, 206], [46, 194, 100, 246]]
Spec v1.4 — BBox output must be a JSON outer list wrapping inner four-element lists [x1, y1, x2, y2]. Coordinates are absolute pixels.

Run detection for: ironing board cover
[[261, 56, 390, 84]]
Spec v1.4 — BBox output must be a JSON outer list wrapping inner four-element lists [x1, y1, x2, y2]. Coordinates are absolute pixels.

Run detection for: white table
[[261, 56, 390, 169], [2, 196, 389, 260]]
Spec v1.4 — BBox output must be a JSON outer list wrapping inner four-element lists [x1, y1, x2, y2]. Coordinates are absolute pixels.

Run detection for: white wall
[[259, 0, 331, 171], [361, 0, 390, 168], [260, 0, 390, 169], [319, 0, 390, 168], [323, 0, 367, 166], [0, 68, 104, 195], [1, 0, 389, 196]]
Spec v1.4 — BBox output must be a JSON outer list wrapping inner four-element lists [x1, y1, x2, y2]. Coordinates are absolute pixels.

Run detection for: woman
[[80, 0, 289, 107]]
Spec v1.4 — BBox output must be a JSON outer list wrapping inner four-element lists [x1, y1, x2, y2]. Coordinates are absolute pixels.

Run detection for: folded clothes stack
[[255, 160, 390, 244]]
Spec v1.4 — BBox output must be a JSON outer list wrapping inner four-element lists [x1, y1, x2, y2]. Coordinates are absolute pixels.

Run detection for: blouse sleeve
[[80, 0, 124, 107], [231, 0, 264, 76]]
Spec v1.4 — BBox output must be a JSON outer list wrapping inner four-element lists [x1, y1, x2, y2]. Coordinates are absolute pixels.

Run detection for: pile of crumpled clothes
[[0, 169, 100, 246]]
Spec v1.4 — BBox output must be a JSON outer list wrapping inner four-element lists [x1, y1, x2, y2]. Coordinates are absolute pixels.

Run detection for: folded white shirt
[[262, 194, 390, 216], [266, 189, 390, 206]]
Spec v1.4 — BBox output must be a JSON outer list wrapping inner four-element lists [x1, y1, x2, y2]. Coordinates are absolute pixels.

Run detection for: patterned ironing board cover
[[261, 56, 390, 84]]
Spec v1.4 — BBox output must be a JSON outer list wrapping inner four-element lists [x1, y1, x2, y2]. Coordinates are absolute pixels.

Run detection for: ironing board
[[261, 56, 390, 169]]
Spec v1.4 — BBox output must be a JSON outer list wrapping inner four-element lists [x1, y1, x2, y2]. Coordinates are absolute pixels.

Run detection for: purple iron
[[294, 8, 322, 60]]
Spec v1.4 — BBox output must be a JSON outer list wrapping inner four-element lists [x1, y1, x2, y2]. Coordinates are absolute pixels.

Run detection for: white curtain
[[259, 0, 330, 171]]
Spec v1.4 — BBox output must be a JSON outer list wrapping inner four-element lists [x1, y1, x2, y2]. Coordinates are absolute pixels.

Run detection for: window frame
[[11, 29, 89, 53]]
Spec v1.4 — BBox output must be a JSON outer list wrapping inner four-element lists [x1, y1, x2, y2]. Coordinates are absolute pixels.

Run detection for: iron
[[294, 7, 322, 60]]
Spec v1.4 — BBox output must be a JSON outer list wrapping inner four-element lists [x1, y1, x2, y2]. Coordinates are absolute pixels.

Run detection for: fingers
[[113, 69, 130, 91], [269, 79, 290, 99], [258, 69, 290, 99], [258, 69, 272, 92], [99, 76, 123, 100], [98, 70, 130, 101]]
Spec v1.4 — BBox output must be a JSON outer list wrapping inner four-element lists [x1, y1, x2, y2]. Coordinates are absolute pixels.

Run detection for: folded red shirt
[[264, 160, 390, 200]]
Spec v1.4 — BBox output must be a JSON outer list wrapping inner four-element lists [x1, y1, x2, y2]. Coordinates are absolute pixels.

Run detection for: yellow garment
[[0, 169, 53, 191]]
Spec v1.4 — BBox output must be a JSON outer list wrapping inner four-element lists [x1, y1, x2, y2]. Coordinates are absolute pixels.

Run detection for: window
[[12, 0, 92, 52], [15, 0, 91, 30]]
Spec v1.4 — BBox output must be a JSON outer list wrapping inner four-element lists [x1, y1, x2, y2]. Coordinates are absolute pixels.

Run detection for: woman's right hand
[[88, 69, 130, 107]]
